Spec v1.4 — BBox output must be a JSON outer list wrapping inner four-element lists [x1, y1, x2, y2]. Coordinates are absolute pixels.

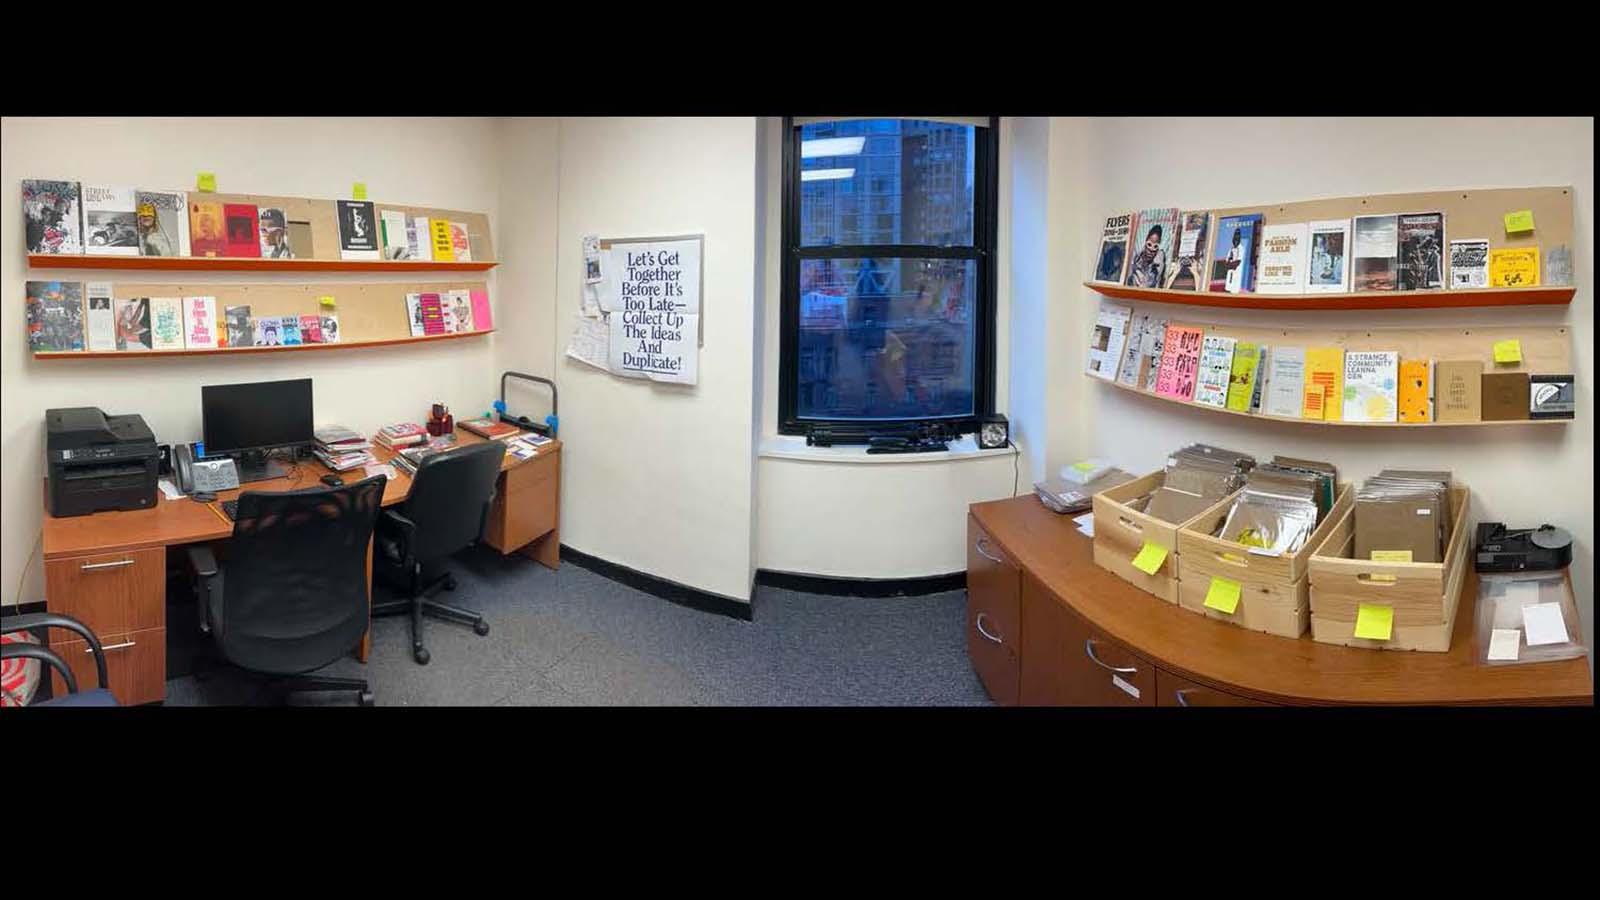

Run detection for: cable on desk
[[14, 532, 42, 606]]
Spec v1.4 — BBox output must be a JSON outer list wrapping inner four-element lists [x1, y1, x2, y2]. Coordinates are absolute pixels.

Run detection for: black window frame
[[778, 116, 999, 439]]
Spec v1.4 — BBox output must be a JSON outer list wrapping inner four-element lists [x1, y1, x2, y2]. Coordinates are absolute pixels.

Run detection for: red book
[[459, 418, 522, 441], [299, 314, 323, 343], [223, 204, 261, 258], [419, 293, 446, 336]]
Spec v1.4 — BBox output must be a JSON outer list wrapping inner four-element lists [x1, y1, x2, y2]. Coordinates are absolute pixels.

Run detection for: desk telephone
[[173, 442, 241, 494]]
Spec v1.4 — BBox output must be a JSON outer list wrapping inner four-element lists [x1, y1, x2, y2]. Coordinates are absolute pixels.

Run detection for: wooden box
[[1091, 470, 1231, 604], [1175, 483, 1352, 638], [1307, 486, 1471, 652]]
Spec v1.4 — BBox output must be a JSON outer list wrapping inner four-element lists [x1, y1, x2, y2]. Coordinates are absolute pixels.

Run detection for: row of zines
[[25, 281, 492, 352], [22, 180, 478, 262], [1097, 208, 1563, 294], [1085, 305, 1575, 423]]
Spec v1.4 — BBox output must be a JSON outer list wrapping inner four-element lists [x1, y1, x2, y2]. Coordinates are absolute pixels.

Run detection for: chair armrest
[[1, 643, 76, 695], [185, 546, 220, 633], [185, 545, 219, 578], [380, 508, 418, 537], [0, 612, 107, 691]]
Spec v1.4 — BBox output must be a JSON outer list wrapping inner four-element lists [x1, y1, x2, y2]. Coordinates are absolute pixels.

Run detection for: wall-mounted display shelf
[[1084, 281, 1574, 311], [1088, 320, 1572, 428], [28, 254, 496, 273], [1091, 185, 1573, 310], [34, 328, 493, 360]]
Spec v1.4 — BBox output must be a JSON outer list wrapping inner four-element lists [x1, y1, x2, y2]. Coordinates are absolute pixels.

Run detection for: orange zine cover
[[1397, 359, 1431, 422]]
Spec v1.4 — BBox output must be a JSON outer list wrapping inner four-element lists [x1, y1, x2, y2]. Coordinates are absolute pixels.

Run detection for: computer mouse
[[321, 474, 344, 487]]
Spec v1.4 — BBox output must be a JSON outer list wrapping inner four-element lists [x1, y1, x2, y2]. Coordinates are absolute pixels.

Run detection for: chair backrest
[[218, 475, 386, 674], [400, 441, 505, 564]]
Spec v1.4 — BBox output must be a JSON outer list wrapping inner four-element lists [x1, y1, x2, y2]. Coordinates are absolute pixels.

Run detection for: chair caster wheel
[[444, 577, 458, 591], [359, 691, 376, 707], [414, 647, 431, 665], [473, 621, 490, 637]]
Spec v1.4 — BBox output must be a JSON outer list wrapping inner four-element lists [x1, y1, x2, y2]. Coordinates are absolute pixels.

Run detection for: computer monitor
[[201, 378, 314, 483]]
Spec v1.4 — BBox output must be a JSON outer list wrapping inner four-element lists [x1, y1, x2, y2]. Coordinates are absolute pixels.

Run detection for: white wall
[[1, 116, 502, 607], [491, 118, 561, 398], [550, 118, 761, 601], [1050, 117, 1594, 649]]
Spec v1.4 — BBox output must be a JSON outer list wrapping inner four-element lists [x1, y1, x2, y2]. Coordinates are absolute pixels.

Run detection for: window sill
[[758, 434, 1017, 465]]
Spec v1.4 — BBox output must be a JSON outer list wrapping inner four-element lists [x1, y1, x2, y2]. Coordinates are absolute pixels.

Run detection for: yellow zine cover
[[1225, 342, 1260, 411], [1398, 359, 1431, 422], [1304, 347, 1344, 421], [1488, 247, 1539, 287], [430, 219, 455, 261]]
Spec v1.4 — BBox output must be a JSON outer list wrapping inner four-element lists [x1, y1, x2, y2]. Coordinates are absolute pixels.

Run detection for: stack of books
[[375, 422, 428, 449], [505, 432, 551, 461], [313, 425, 374, 472], [459, 417, 523, 441], [391, 434, 459, 477]]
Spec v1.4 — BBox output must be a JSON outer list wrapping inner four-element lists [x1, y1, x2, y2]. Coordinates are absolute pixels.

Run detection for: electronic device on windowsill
[[865, 435, 950, 454]]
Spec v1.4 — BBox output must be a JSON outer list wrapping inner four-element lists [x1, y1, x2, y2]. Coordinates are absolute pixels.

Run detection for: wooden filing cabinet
[[966, 515, 1021, 706], [43, 547, 167, 705], [1155, 669, 1272, 707], [485, 446, 560, 555], [1020, 572, 1154, 707]]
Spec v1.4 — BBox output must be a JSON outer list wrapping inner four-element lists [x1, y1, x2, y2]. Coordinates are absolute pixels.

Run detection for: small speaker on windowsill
[[976, 414, 1009, 450]]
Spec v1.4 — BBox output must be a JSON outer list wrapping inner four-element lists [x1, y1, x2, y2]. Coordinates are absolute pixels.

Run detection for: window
[[779, 117, 997, 438]]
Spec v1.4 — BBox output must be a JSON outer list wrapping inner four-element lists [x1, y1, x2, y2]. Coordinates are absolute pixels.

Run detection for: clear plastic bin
[[1475, 570, 1587, 666]]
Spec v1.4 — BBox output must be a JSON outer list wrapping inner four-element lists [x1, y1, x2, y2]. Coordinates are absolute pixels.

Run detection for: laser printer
[[46, 407, 160, 517]]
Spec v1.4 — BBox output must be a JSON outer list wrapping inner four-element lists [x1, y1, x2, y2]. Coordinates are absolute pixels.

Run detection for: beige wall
[[1042, 117, 1594, 650], [2, 116, 502, 607]]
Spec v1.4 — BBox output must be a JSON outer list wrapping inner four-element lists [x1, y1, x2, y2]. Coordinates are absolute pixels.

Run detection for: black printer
[[46, 407, 160, 517]]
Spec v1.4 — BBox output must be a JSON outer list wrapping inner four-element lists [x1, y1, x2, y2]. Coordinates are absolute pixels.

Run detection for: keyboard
[[220, 499, 239, 521]]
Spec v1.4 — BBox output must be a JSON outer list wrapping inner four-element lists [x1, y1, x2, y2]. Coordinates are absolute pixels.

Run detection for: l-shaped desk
[[39, 428, 562, 704]]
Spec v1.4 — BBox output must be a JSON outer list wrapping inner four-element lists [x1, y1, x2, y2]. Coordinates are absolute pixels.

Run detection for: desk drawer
[[48, 627, 166, 705], [45, 548, 165, 637], [486, 453, 558, 553]]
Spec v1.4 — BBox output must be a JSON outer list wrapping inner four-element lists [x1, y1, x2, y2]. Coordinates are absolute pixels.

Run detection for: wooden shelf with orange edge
[[27, 254, 497, 273], [1089, 374, 1570, 428], [1084, 281, 1574, 311], [33, 329, 493, 360]]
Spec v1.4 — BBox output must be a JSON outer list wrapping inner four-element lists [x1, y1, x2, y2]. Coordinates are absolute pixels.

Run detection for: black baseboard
[[558, 545, 754, 622], [755, 569, 965, 598], [6, 601, 47, 616]]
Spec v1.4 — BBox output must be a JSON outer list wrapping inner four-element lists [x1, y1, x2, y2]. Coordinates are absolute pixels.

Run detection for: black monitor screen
[[201, 378, 314, 455]]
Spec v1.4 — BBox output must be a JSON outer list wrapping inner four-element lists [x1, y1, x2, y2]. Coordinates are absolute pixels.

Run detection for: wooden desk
[[967, 496, 1592, 707], [40, 427, 562, 704]]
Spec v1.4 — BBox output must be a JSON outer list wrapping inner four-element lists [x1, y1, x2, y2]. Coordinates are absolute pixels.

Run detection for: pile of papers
[[313, 424, 374, 472], [1353, 470, 1452, 563], [375, 422, 428, 449], [391, 434, 458, 477], [1035, 467, 1135, 515], [1212, 456, 1337, 556], [505, 432, 552, 461], [1139, 443, 1254, 525]]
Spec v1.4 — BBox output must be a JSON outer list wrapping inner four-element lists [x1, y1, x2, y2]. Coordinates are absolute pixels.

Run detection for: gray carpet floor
[[164, 546, 991, 707]]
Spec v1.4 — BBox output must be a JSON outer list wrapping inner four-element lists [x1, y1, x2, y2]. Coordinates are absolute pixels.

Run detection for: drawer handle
[[1083, 639, 1137, 674], [1175, 688, 1194, 707], [90, 641, 136, 653], [1117, 516, 1143, 534], [974, 612, 1003, 644], [974, 537, 1004, 565], [81, 559, 135, 571]]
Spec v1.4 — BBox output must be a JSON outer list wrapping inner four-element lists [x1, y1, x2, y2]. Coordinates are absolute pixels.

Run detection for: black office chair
[[373, 441, 505, 665], [186, 476, 386, 706], [0, 612, 118, 707]]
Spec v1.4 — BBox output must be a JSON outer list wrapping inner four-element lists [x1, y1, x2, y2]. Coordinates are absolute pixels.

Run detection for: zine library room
[[0, 116, 1591, 708]]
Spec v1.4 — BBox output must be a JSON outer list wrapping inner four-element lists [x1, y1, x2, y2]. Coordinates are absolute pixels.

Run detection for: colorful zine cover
[[136, 190, 190, 257], [408, 216, 431, 262], [115, 297, 151, 350], [1153, 325, 1204, 401], [278, 315, 303, 345], [1085, 302, 1132, 380], [449, 222, 472, 262], [1396, 213, 1445, 290], [182, 296, 218, 349], [1489, 247, 1539, 287], [1140, 317, 1169, 392], [190, 200, 227, 257], [320, 315, 341, 343], [405, 293, 425, 337], [380, 209, 412, 260], [85, 282, 117, 351], [446, 290, 473, 333], [1342, 351, 1399, 422], [1117, 313, 1151, 386], [1304, 347, 1344, 421], [259, 207, 293, 258], [299, 314, 323, 343], [1449, 239, 1489, 288], [26, 281, 85, 351], [429, 220, 454, 262], [82, 185, 140, 255], [1123, 208, 1180, 289], [149, 298, 184, 349], [1225, 342, 1263, 412], [1262, 347, 1305, 418], [1209, 214, 1262, 293], [1193, 335, 1236, 408], [1256, 223, 1309, 294], [1397, 358, 1431, 422], [1305, 220, 1351, 293], [223, 203, 261, 258], [23, 180, 82, 254], [224, 305, 253, 347], [1093, 212, 1132, 283], [337, 200, 381, 260], [253, 317, 281, 346], [1352, 214, 1399, 291], [1165, 211, 1210, 291], [419, 293, 446, 335], [469, 289, 493, 331]]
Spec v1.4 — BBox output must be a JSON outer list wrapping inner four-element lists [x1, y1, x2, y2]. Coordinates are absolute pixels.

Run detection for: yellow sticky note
[[196, 172, 217, 193], [1071, 461, 1097, 473], [1493, 339, 1522, 364], [1503, 210, 1535, 234], [1131, 541, 1168, 576], [352, 182, 368, 200], [1370, 550, 1413, 563], [1203, 576, 1242, 615], [318, 295, 336, 308], [1354, 604, 1395, 641]]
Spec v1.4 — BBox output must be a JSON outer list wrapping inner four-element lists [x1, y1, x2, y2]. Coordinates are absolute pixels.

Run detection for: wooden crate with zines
[[1091, 469, 1232, 604]]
